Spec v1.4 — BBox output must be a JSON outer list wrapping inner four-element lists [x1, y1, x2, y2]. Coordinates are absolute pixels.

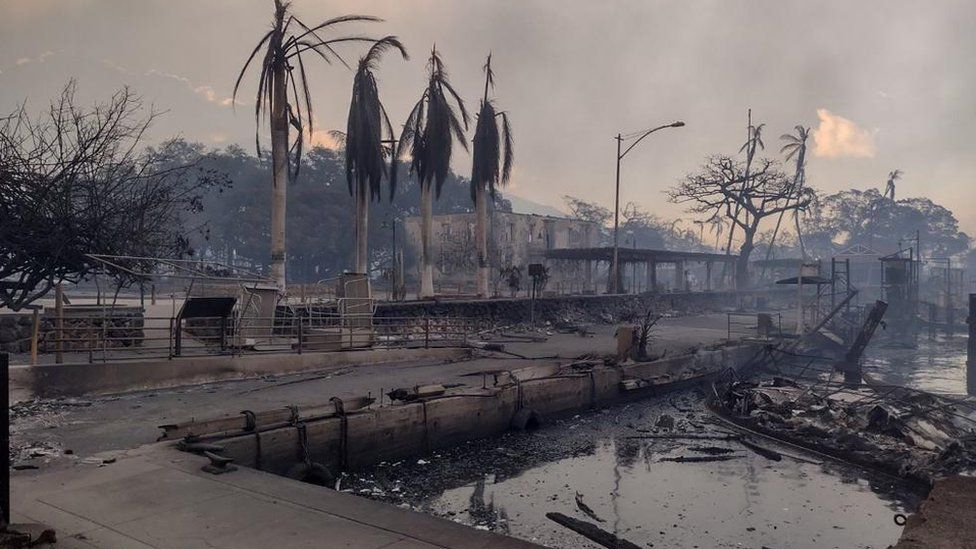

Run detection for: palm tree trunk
[[475, 182, 489, 297], [354, 183, 368, 273], [269, 61, 289, 289], [420, 183, 435, 298]]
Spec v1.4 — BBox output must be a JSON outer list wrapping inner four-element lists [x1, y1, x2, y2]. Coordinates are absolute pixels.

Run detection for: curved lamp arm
[[620, 121, 685, 159]]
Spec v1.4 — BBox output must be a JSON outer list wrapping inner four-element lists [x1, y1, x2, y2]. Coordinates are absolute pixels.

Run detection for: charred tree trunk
[[269, 59, 289, 289], [475, 181, 489, 297], [420, 183, 435, 298], [354, 182, 369, 274], [735, 230, 755, 289]]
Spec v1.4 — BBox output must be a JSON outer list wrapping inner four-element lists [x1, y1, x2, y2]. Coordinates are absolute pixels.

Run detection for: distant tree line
[[165, 140, 510, 284]]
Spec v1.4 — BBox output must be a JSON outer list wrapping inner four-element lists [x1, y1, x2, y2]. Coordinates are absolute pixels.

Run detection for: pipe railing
[[14, 312, 484, 365]]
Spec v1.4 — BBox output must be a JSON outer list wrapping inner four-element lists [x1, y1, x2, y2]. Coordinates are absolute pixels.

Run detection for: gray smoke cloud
[[2, 0, 974, 233]]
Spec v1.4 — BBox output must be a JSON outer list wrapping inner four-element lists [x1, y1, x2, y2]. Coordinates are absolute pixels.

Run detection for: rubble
[[713, 377, 976, 486]]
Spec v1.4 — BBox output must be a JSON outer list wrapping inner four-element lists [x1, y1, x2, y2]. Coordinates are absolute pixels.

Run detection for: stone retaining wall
[[0, 306, 144, 353]]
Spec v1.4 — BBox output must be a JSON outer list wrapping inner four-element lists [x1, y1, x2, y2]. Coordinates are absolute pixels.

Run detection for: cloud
[[812, 108, 877, 158], [100, 58, 128, 73], [15, 50, 55, 66], [146, 68, 238, 107]]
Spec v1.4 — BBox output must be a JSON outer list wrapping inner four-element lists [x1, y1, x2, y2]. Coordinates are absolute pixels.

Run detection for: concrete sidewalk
[[10, 443, 540, 548]]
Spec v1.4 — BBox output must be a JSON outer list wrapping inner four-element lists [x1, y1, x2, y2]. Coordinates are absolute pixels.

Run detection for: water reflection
[[351, 391, 920, 549], [865, 333, 968, 394]]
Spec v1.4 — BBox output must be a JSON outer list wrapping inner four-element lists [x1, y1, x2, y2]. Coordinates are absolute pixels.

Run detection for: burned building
[[403, 211, 599, 295]]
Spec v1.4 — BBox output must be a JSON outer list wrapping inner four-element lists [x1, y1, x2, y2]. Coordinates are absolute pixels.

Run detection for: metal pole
[[612, 134, 621, 294], [55, 283, 64, 364], [1, 352, 8, 525], [967, 294, 975, 396], [946, 259, 954, 327]]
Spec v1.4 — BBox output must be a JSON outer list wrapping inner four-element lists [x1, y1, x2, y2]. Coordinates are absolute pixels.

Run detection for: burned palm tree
[[344, 37, 408, 275], [763, 125, 810, 267], [233, 0, 380, 289], [398, 46, 469, 298], [470, 54, 513, 297], [723, 110, 765, 263], [885, 169, 903, 200]]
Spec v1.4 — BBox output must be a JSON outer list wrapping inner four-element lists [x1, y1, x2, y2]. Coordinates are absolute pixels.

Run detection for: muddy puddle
[[345, 389, 920, 549]]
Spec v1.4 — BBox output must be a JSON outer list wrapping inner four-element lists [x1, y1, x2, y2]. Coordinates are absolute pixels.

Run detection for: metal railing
[[22, 312, 483, 364], [727, 312, 783, 341]]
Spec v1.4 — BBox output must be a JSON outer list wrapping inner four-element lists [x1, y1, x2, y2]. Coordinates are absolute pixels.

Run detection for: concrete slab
[[40, 467, 236, 526], [10, 445, 541, 549]]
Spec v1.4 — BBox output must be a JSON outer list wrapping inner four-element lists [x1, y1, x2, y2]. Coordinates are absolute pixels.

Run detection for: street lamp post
[[611, 121, 685, 294]]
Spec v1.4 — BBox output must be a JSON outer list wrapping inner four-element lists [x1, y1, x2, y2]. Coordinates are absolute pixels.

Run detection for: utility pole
[[612, 133, 622, 294]]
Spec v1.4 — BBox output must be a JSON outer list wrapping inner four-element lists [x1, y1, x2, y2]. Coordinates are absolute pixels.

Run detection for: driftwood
[[739, 438, 783, 461], [545, 512, 642, 549], [660, 455, 743, 463], [688, 445, 736, 455], [625, 434, 740, 441]]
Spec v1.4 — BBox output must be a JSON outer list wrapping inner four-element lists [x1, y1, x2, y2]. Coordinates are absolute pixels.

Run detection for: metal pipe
[[1, 352, 9, 525], [968, 294, 975, 396]]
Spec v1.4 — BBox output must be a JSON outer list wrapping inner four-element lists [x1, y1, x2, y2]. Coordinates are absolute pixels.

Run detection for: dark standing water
[[863, 333, 968, 394], [347, 390, 920, 549], [346, 334, 970, 548]]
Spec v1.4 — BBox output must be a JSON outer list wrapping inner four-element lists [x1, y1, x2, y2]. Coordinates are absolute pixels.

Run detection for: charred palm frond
[[398, 46, 469, 197], [470, 55, 514, 201], [344, 36, 408, 201], [233, 0, 381, 179]]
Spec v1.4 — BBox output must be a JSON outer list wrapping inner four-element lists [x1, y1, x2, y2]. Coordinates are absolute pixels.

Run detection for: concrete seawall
[[214, 343, 762, 475]]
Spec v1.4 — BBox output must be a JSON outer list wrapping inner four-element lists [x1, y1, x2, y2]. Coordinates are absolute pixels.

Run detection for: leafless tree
[[668, 155, 811, 288], [0, 82, 225, 310]]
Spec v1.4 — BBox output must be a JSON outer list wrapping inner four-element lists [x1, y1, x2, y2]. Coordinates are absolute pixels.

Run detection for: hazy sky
[[3, 0, 974, 235]]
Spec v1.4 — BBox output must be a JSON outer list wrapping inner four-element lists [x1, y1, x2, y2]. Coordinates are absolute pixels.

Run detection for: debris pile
[[715, 378, 976, 485]]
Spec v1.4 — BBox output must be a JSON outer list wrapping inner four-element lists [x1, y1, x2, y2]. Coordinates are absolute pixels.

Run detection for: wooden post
[[54, 283, 64, 364], [1, 352, 8, 525], [706, 261, 713, 291], [30, 307, 40, 366], [841, 300, 888, 386], [150, 284, 157, 305]]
